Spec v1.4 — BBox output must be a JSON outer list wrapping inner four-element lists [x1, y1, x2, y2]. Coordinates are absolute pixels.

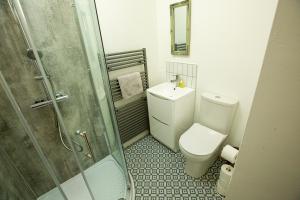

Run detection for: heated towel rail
[[105, 48, 149, 143]]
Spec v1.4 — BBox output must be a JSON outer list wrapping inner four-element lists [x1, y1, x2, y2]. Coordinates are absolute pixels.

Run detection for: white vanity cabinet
[[147, 82, 195, 152]]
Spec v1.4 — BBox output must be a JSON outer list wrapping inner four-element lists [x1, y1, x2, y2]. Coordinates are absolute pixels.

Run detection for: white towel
[[117, 72, 143, 99]]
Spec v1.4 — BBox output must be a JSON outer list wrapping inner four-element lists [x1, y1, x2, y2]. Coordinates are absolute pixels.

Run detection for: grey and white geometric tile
[[125, 136, 225, 200]]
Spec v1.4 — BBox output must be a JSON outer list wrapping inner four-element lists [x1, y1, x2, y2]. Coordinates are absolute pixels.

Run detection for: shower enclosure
[[0, 0, 134, 199]]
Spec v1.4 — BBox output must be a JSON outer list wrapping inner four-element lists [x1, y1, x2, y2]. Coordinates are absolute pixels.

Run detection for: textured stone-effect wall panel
[[0, 0, 109, 196], [0, 147, 36, 200], [19, 0, 109, 161]]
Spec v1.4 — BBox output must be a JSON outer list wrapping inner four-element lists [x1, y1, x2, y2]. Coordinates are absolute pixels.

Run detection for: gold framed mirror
[[170, 0, 191, 56]]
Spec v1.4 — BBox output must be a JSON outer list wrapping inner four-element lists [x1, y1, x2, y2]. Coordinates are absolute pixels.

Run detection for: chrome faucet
[[170, 74, 179, 86]]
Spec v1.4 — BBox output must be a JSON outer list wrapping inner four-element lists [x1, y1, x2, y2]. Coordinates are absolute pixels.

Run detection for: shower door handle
[[76, 130, 95, 162]]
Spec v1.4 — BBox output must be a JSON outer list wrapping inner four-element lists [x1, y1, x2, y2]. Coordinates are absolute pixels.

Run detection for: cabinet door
[[149, 116, 177, 151], [148, 92, 172, 125]]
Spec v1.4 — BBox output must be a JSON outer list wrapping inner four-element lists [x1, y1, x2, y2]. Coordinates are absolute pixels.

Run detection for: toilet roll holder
[[216, 144, 239, 196]]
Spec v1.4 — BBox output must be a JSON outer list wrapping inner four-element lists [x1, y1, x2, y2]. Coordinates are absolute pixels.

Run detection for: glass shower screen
[[0, 0, 133, 199]]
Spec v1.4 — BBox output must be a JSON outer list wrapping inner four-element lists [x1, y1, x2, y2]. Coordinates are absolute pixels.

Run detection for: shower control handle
[[30, 93, 68, 109]]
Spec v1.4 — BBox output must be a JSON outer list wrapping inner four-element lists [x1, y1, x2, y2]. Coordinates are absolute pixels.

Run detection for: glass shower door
[[0, 72, 69, 200], [72, 0, 130, 185], [1, 0, 132, 199]]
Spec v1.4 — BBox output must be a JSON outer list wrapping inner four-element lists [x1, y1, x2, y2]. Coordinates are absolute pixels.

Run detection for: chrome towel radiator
[[105, 49, 149, 143]]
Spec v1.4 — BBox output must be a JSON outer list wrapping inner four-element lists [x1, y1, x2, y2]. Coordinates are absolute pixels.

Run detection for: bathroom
[[1, 0, 300, 200]]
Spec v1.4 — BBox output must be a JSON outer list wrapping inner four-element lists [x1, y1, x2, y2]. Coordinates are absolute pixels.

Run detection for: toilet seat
[[179, 123, 226, 156]]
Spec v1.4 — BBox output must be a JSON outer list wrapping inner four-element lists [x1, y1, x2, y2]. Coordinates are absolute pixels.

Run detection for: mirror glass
[[170, 0, 191, 55], [174, 5, 187, 51]]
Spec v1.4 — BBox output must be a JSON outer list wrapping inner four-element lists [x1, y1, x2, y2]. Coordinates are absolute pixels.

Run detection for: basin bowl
[[147, 82, 194, 101]]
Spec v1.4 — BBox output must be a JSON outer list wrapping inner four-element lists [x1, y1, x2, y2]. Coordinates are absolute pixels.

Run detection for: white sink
[[147, 82, 195, 152], [147, 82, 194, 101]]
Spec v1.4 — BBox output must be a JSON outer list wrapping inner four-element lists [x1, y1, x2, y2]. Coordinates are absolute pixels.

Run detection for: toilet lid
[[179, 123, 227, 156]]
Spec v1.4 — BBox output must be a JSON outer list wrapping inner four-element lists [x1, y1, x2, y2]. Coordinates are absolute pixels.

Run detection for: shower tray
[[38, 155, 128, 200]]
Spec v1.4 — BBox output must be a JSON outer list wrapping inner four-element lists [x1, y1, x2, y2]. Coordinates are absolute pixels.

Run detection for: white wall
[[95, 0, 159, 85], [155, 0, 278, 146], [226, 0, 300, 199]]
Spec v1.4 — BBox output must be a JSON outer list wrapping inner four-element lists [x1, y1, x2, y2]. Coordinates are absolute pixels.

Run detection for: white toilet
[[179, 93, 238, 178]]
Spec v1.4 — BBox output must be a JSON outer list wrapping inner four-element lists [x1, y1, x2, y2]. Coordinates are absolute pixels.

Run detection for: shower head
[[26, 48, 43, 60]]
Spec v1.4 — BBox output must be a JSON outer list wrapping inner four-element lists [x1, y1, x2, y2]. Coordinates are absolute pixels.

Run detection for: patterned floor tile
[[124, 136, 225, 199]]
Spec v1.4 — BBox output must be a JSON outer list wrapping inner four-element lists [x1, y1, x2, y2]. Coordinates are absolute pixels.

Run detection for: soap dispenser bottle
[[178, 79, 185, 88]]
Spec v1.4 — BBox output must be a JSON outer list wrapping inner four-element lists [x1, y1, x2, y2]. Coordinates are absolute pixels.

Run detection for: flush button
[[215, 95, 221, 99]]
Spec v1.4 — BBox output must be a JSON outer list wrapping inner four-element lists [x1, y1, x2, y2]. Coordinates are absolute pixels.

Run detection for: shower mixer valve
[[30, 92, 69, 109]]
